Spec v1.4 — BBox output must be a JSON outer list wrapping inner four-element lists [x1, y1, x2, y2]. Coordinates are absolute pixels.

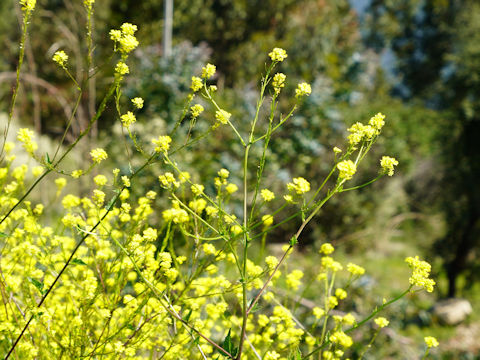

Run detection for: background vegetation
[[1, 0, 479, 357]]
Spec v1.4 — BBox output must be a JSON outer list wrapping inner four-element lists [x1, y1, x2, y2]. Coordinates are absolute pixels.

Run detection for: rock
[[432, 298, 473, 325]]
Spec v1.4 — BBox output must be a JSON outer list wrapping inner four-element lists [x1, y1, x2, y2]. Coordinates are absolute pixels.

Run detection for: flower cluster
[[269, 47, 288, 62], [287, 177, 310, 195], [52, 50, 68, 67], [337, 160, 356, 180], [380, 156, 399, 176], [90, 148, 108, 163], [152, 135, 172, 153], [405, 256, 436, 292], [109, 23, 139, 54]]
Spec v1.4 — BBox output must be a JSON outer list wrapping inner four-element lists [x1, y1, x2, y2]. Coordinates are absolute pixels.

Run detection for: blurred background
[[1, 0, 479, 357]]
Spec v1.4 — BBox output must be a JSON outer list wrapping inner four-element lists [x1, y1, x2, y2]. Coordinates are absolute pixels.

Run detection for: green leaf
[[28, 277, 45, 295], [71, 258, 87, 266], [45, 152, 51, 165], [0, 231, 9, 237], [218, 329, 238, 358], [126, 324, 135, 331], [290, 236, 298, 246]]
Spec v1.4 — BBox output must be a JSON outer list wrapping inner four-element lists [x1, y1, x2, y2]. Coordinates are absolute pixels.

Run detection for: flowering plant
[[0, 2, 438, 359]]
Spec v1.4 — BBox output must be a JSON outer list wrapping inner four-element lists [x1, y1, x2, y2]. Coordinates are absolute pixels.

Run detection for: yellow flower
[[225, 183, 238, 194], [347, 262, 365, 276], [374, 317, 389, 328], [94, 175, 108, 186], [215, 110, 231, 125], [287, 177, 310, 194], [120, 111, 136, 127], [320, 243, 335, 255], [90, 148, 108, 163], [380, 156, 399, 176], [115, 61, 129, 76], [262, 214, 273, 227], [337, 160, 356, 180], [190, 104, 204, 117], [201, 63, 216, 79], [152, 135, 172, 153], [295, 82, 312, 98], [261, 189, 275, 202], [405, 256, 436, 292], [20, 0, 36, 12], [52, 51, 68, 67], [218, 168, 230, 178], [424, 336, 439, 348], [131, 97, 144, 109], [269, 47, 288, 62], [329, 331, 353, 348], [272, 73, 286, 94], [369, 112, 386, 131], [191, 76, 203, 92]]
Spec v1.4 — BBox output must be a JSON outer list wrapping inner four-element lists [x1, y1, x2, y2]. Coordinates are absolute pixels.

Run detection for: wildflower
[[205, 206, 218, 217], [320, 243, 335, 255], [328, 296, 338, 309], [90, 148, 108, 163], [335, 288, 347, 300], [333, 147, 342, 154], [380, 156, 399, 176], [337, 160, 356, 180], [265, 256, 279, 270], [189, 199, 207, 214], [131, 97, 144, 109], [262, 214, 273, 227], [269, 47, 288, 62], [201, 63, 216, 79], [94, 174, 108, 186], [287, 177, 310, 194], [110, 23, 139, 54], [121, 176, 130, 187], [158, 172, 179, 188], [374, 317, 389, 328], [369, 112, 386, 131], [209, 85, 217, 92], [17, 128, 37, 154], [424, 336, 439, 348], [329, 331, 353, 348], [272, 73, 286, 94], [72, 170, 83, 178], [152, 135, 172, 153], [313, 307, 325, 319], [191, 184, 204, 196], [84, 0, 94, 10], [343, 313, 356, 326], [120, 111, 136, 127], [286, 269, 304, 290], [225, 183, 238, 194], [191, 76, 203, 92], [20, 0, 36, 12], [119, 35, 138, 54], [215, 109, 231, 125], [203, 243, 216, 256], [295, 82, 312, 98], [405, 256, 436, 292], [190, 104, 204, 117], [218, 168, 229, 178], [115, 61, 129, 76], [347, 262, 365, 276], [52, 51, 68, 67], [120, 23, 137, 36], [261, 189, 275, 202]]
